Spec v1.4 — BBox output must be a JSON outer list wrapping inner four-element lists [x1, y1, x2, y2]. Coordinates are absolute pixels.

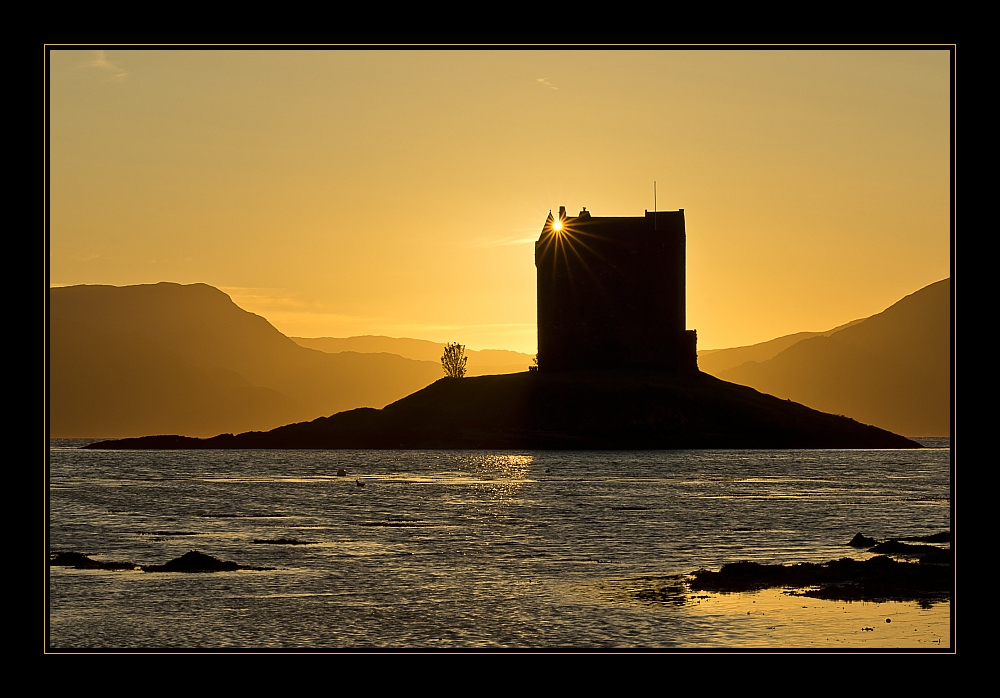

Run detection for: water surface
[[48, 442, 951, 648]]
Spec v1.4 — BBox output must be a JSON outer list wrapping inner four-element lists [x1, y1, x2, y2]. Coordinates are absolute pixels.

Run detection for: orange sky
[[48, 49, 951, 353]]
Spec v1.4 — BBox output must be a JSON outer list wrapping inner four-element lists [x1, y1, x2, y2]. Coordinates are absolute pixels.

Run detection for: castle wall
[[535, 209, 697, 372]]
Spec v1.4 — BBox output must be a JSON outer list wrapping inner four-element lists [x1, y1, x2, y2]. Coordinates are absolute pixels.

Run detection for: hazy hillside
[[291, 336, 535, 375], [715, 279, 950, 436], [698, 319, 865, 375], [50, 317, 303, 437], [50, 283, 443, 437], [50, 280, 949, 439]]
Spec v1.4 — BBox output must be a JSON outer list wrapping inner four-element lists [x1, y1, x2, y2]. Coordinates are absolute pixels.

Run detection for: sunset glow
[[46, 48, 954, 651], [48, 49, 951, 352]]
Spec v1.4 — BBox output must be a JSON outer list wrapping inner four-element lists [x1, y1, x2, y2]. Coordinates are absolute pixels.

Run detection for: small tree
[[441, 342, 468, 378], [528, 356, 539, 372]]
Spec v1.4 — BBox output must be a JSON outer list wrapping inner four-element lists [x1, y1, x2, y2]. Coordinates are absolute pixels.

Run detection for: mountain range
[[290, 336, 532, 376], [699, 279, 950, 436], [48, 278, 950, 438], [51, 284, 443, 436]]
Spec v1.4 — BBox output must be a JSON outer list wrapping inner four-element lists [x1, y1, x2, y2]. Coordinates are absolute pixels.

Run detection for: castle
[[535, 206, 697, 372]]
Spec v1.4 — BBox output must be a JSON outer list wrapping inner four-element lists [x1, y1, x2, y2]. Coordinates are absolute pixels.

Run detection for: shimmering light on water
[[48, 442, 951, 648]]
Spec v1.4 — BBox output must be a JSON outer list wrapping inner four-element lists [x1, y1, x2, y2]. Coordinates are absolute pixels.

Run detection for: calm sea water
[[48, 440, 951, 649]]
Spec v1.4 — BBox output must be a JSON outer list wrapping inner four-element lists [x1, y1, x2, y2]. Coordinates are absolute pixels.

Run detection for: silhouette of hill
[[50, 283, 442, 437], [714, 279, 950, 437], [89, 369, 918, 450], [698, 319, 865, 375], [291, 336, 535, 376], [51, 316, 302, 437], [53, 280, 948, 442], [292, 335, 445, 361]]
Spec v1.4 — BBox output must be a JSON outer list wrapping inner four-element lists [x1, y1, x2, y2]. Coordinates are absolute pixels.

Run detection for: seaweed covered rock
[[869, 540, 947, 556], [848, 532, 878, 547], [49, 552, 137, 570], [141, 550, 272, 573], [690, 555, 951, 603]]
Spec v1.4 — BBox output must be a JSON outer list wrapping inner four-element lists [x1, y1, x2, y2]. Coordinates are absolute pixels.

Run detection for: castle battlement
[[535, 206, 697, 372]]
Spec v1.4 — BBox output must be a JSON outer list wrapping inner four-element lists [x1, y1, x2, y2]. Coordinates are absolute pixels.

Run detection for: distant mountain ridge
[[49, 279, 950, 439], [707, 279, 950, 437], [697, 318, 865, 375], [291, 336, 534, 375]]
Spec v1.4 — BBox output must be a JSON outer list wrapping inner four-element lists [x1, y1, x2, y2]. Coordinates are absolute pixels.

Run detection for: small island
[[87, 368, 917, 450], [86, 209, 920, 451]]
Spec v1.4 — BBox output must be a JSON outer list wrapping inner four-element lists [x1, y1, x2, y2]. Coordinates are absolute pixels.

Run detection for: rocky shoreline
[[51, 531, 952, 607]]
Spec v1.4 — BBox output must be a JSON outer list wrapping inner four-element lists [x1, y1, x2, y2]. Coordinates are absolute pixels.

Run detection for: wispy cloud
[[471, 235, 538, 248], [535, 77, 558, 90], [84, 50, 127, 81], [218, 286, 316, 311]]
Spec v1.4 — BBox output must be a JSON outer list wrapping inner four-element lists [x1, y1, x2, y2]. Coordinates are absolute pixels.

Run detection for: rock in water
[[141, 550, 270, 572], [49, 551, 137, 570], [848, 532, 878, 547]]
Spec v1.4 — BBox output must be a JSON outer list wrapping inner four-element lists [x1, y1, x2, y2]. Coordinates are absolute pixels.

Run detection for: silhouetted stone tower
[[535, 206, 697, 372]]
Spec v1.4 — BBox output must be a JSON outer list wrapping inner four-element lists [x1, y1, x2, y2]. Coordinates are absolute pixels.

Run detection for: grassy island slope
[[88, 370, 919, 450]]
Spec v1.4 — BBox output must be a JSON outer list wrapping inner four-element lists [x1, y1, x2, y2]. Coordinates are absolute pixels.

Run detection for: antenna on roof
[[654, 181, 657, 230]]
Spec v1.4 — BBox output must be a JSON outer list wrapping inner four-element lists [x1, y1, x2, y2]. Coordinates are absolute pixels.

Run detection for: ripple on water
[[49, 447, 951, 648]]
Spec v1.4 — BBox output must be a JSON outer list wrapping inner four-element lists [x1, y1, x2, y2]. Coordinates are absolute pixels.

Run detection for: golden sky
[[49, 49, 951, 353]]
